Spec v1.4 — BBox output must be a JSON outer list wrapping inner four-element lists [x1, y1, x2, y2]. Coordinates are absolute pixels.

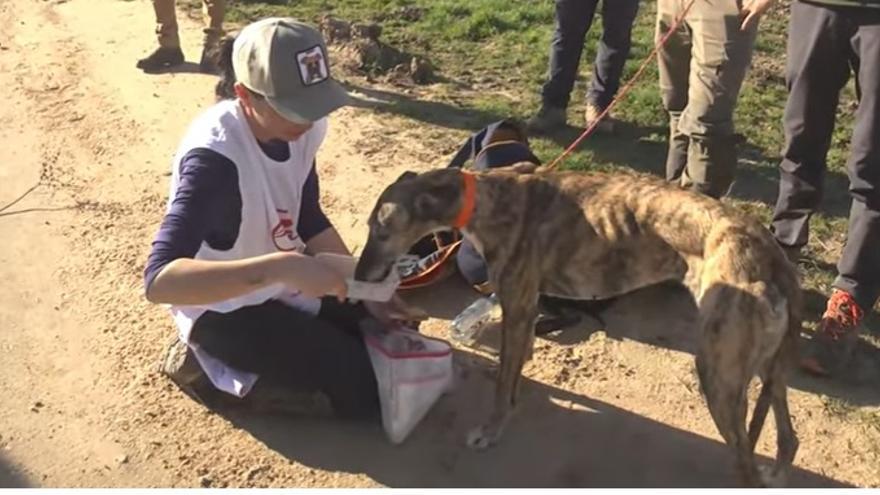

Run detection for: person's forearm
[[305, 226, 350, 256], [146, 252, 296, 306]]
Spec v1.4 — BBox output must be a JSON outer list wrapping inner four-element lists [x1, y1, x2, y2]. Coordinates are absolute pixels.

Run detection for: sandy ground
[[0, 0, 877, 487]]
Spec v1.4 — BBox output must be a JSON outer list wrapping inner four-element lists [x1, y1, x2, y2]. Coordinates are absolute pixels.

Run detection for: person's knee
[[601, 11, 637, 46], [678, 99, 736, 138], [312, 327, 380, 419]]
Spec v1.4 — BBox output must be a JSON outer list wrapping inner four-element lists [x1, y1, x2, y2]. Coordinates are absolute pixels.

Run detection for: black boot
[[136, 46, 185, 73], [199, 44, 219, 74]]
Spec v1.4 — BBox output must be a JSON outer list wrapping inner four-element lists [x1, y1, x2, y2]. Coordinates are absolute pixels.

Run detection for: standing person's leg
[[771, 1, 851, 258], [835, 11, 880, 313], [153, 0, 180, 49], [805, 8, 880, 376], [657, 0, 693, 183], [585, 0, 640, 131], [190, 299, 380, 419], [137, 0, 185, 72], [528, 0, 600, 133], [199, 0, 226, 73], [677, 0, 758, 198]]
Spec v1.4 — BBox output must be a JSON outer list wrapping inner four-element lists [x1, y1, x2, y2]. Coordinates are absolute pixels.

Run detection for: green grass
[[202, 0, 877, 373]]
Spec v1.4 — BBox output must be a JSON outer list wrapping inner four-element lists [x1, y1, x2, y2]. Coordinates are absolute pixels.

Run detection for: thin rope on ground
[[0, 183, 41, 214]]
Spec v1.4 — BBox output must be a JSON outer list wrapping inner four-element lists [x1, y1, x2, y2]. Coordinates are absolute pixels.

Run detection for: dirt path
[[0, 0, 877, 487]]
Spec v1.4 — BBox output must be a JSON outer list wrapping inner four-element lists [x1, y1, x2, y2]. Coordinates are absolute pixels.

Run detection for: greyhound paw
[[466, 425, 496, 450], [757, 465, 787, 488]]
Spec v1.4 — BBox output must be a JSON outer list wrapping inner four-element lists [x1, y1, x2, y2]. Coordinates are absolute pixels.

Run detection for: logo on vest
[[272, 209, 302, 251]]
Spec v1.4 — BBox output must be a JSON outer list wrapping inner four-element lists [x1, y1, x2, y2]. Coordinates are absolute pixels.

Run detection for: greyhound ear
[[413, 185, 457, 219], [395, 171, 418, 183], [413, 191, 444, 219]]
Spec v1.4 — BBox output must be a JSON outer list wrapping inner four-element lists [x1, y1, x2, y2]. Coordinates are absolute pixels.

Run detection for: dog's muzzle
[[354, 245, 396, 283]]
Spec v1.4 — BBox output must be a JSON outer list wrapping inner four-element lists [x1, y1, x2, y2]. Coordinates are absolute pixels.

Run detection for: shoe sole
[[137, 58, 186, 74]]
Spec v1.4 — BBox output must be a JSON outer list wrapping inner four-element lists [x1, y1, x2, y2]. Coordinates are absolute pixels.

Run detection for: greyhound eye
[[375, 229, 391, 242]]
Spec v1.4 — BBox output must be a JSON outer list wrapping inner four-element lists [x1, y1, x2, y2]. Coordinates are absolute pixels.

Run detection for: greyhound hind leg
[[763, 356, 799, 487], [695, 285, 764, 486], [697, 351, 762, 486]]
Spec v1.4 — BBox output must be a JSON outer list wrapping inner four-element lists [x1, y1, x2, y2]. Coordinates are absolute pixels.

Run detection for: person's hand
[[740, 0, 773, 31], [364, 293, 428, 328], [276, 253, 348, 301]]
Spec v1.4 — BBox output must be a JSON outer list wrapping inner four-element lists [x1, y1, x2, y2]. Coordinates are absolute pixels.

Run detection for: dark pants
[[771, 0, 880, 310], [541, 0, 640, 110], [189, 298, 380, 419]]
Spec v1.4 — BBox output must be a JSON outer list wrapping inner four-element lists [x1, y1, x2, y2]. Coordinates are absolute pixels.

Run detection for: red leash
[[545, 0, 698, 171]]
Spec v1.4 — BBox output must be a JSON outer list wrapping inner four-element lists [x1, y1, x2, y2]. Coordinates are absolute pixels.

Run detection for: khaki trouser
[[657, 0, 758, 198], [153, 0, 225, 49]]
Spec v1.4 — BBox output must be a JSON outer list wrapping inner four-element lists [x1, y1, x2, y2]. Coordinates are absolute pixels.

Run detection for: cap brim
[[265, 79, 350, 124]]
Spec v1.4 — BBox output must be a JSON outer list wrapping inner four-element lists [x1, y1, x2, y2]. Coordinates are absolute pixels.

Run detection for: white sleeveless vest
[[165, 99, 327, 396]]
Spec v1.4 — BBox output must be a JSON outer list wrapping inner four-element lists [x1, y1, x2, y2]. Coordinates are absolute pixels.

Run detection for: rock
[[409, 56, 433, 84], [116, 454, 129, 465], [352, 22, 382, 41], [338, 39, 382, 72], [319, 15, 351, 43], [246, 465, 267, 481], [199, 475, 213, 487], [324, 18, 436, 84], [396, 6, 424, 21]]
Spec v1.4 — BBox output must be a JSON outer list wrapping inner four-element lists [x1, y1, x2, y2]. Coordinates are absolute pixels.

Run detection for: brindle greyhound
[[354, 165, 801, 487]]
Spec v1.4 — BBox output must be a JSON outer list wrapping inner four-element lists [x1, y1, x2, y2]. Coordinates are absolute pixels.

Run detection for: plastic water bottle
[[451, 293, 501, 345]]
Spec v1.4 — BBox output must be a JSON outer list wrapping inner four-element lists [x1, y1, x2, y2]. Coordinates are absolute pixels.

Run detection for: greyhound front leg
[[467, 291, 538, 450]]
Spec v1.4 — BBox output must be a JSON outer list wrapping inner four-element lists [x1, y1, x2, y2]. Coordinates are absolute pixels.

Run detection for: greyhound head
[[355, 168, 470, 283]]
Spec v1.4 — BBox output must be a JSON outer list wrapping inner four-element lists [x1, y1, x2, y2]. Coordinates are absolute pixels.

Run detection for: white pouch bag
[[361, 322, 454, 444]]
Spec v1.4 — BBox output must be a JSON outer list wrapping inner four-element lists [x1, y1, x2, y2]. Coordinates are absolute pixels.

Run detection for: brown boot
[[584, 102, 616, 134]]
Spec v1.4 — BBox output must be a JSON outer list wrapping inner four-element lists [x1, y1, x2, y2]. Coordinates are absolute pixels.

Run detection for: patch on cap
[[296, 45, 329, 86]]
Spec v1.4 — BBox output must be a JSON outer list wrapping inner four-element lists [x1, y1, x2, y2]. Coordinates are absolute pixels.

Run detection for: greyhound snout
[[354, 244, 396, 283]]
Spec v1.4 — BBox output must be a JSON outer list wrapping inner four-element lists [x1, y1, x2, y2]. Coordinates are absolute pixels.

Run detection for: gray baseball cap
[[232, 17, 350, 123]]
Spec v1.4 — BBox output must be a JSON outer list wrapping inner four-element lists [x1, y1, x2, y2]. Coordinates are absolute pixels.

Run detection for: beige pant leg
[[202, 0, 226, 47], [152, 0, 180, 48]]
